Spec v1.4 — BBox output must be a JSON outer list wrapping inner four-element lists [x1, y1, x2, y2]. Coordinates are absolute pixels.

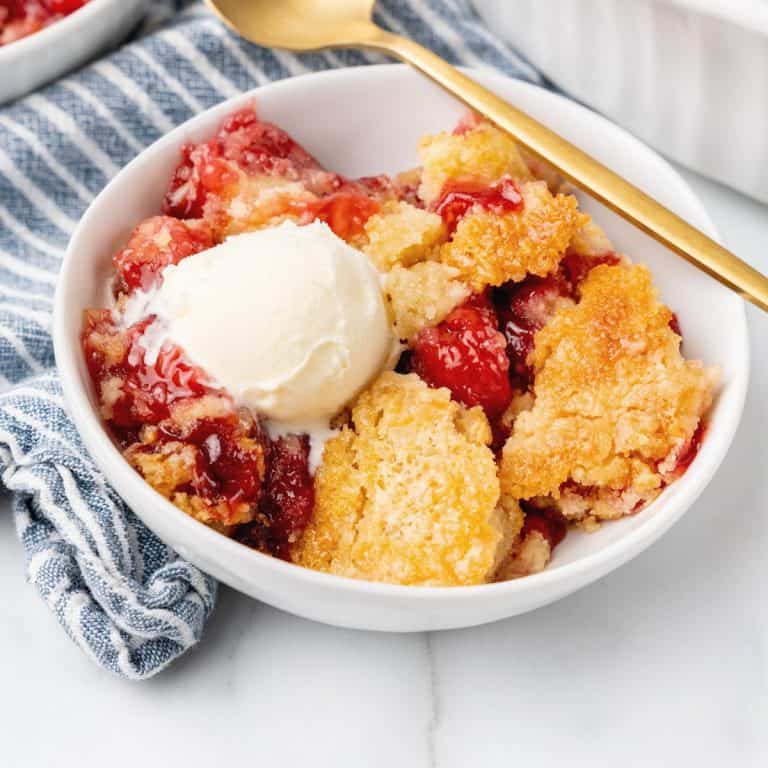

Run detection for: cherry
[[113, 215, 214, 293], [82, 313, 210, 435], [260, 434, 315, 559], [217, 108, 321, 176], [434, 177, 523, 234], [671, 422, 705, 478], [411, 293, 512, 419], [163, 107, 323, 219], [169, 415, 266, 508], [163, 142, 238, 220], [494, 273, 571, 389]]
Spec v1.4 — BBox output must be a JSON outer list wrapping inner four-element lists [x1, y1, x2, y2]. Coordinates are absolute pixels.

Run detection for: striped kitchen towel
[[0, 0, 544, 678]]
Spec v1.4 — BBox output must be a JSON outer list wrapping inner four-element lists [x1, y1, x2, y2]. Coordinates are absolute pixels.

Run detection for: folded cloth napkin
[[0, 0, 544, 678]]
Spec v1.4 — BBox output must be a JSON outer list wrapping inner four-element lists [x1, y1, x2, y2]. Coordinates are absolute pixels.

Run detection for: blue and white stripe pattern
[[0, 0, 543, 678]]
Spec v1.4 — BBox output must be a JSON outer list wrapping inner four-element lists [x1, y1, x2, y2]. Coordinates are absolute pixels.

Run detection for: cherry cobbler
[[0, 1, 89, 45], [82, 106, 717, 586]]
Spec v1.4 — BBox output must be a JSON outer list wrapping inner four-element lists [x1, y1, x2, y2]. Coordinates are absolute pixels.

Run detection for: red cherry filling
[[670, 422, 705, 478], [1, 1, 68, 44], [43, 0, 86, 12], [232, 433, 315, 559], [82, 312, 210, 437], [84, 309, 316, 544], [410, 293, 512, 419], [489, 418, 513, 456], [112, 215, 215, 293], [260, 434, 315, 559], [560, 250, 620, 287], [163, 414, 266, 508], [354, 175, 398, 197], [494, 272, 572, 389], [1, 0, 87, 39], [434, 177, 523, 234], [292, 191, 380, 241], [163, 143, 239, 220], [520, 501, 567, 548], [218, 107, 322, 177], [163, 107, 324, 219], [0, 0, 24, 17]]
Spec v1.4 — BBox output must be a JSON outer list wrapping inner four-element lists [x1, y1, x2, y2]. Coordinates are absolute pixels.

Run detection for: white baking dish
[[472, 0, 768, 203]]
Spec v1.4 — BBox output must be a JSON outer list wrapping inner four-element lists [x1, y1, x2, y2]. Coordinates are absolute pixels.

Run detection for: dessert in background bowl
[[0, 0, 146, 104], [55, 66, 748, 630], [0, 0, 90, 46]]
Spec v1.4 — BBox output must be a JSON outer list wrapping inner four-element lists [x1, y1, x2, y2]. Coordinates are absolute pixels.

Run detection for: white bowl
[[54, 65, 748, 632], [0, 0, 148, 105], [472, 0, 768, 204]]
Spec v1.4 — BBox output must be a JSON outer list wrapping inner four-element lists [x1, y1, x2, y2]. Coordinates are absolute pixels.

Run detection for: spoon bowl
[[205, 0, 378, 50]]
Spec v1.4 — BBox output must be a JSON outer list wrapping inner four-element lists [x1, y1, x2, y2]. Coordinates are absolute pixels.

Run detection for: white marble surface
[[1, 167, 766, 767]]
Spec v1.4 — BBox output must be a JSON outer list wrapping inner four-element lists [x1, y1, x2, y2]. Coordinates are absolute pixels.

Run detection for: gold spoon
[[205, 0, 768, 312]]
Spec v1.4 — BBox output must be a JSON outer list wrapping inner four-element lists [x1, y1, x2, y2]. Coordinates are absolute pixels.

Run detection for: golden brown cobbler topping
[[570, 218, 615, 257], [440, 181, 588, 290], [363, 200, 446, 271], [292, 372, 505, 585], [500, 263, 717, 502], [383, 261, 471, 342], [417, 122, 532, 204]]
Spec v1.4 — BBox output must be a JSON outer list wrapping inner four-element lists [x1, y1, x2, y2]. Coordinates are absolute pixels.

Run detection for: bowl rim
[[54, 64, 750, 602], [0, 0, 143, 64]]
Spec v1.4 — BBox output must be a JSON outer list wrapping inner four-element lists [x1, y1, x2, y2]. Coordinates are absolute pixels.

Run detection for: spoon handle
[[360, 27, 768, 313]]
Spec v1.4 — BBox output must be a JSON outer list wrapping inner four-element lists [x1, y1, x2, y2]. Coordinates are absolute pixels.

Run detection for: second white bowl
[[0, 0, 148, 105]]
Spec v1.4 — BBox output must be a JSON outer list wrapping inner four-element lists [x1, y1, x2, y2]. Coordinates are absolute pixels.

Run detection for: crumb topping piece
[[292, 372, 502, 586], [494, 531, 552, 581], [440, 181, 588, 291], [383, 261, 470, 342], [500, 264, 717, 502], [363, 200, 446, 271], [417, 122, 532, 204], [570, 218, 615, 258]]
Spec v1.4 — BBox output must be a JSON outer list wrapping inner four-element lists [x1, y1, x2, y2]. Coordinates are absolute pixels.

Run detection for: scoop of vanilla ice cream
[[147, 221, 395, 425]]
